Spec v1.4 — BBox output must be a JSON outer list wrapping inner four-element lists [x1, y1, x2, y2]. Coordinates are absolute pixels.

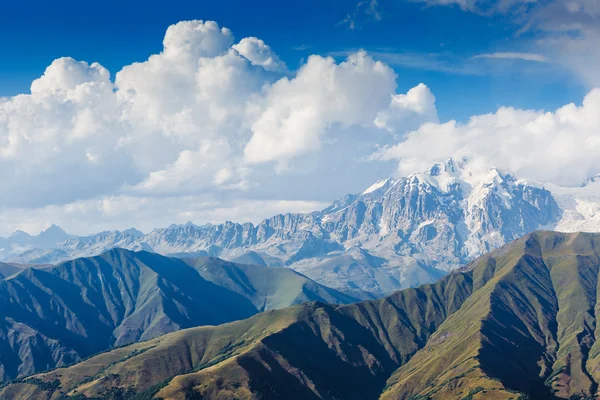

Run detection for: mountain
[[0, 225, 74, 261], [5, 158, 598, 297], [0, 249, 355, 383], [6, 231, 600, 400], [0, 262, 21, 279]]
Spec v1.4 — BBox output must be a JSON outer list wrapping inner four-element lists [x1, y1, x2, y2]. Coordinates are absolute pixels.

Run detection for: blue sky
[[0, 0, 586, 121], [1, 0, 599, 235]]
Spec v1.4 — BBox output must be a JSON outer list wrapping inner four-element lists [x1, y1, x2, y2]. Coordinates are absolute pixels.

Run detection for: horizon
[[5, 155, 600, 237]]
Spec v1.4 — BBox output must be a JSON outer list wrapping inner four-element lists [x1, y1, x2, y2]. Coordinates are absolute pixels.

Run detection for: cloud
[[411, 0, 538, 14], [232, 37, 287, 72], [244, 51, 402, 166], [0, 19, 437, 233], [129, 139, 244, 195], [471, 52, 549, 62], [338, 0, 382, 30], [375, 83, 439, 132], [411, 0, 600, 87], [373, 88, 600, 186], [0, 20, 261, 209], [334, 50, 483, 75], [30, 58, 112, 94]]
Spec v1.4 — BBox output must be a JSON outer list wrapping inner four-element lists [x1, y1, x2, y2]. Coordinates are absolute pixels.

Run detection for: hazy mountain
[[6, 158, 600, 296], [0, 249, 355, 383], [0, 225, 74, 261], [0, 262, 21, 279], [6, 231, 600, 400]]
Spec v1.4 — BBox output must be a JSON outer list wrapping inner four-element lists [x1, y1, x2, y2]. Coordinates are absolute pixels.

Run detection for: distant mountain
[[7, 231, 600, 400], [0, 224, 74, 261], [0, 249, 355, 383], [0, 262, 21, 279], [5, 158, 600, 296]]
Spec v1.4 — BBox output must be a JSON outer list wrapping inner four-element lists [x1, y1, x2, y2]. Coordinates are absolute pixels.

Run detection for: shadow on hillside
[[237, 304, 398, 400]]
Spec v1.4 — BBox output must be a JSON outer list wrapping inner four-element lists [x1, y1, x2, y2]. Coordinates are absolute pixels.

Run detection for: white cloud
[[30, 58, 112, 95], [375, 83, 438, 132], [0, 19, 437, 233], [161, 20, 234, 61], [338, 0, 382, 30], [413, 0, 600, 87], [373, 88, 600, 186], [1, 15, 599, 236], [129, 139, 244, 195], [243, 51, 399, 165], [471, 52, 549, 62], [232, 37, 287, 72], [411, 0, 538, 14]]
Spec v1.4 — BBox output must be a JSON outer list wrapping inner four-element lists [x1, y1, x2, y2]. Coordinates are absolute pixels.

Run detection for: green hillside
[[0, 249, 356, 383], [4, 231, 600, 400]]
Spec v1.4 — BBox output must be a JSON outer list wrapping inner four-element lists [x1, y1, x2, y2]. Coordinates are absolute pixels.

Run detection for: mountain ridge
[[0, 249, 356, 383], [5, 231, 600, 399], [3, 158, 600, 296]]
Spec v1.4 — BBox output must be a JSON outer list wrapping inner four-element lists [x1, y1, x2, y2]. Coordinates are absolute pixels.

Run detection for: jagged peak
[[583, 173, 600, 186], [38, 224, 69, 236], [166, 221, 213, 230], [362, 178, 393, 195], [405, 157, 517, 194]]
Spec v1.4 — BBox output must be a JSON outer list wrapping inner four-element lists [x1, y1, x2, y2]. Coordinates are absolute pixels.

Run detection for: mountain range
[[0, 249, 355, 383], [3, 158, 600, 297], [4, 230, 600, 399]]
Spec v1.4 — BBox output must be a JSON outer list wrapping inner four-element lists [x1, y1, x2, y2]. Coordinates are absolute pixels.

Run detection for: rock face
[[0, 158, 578, 296], [8, 231, 600, 400]]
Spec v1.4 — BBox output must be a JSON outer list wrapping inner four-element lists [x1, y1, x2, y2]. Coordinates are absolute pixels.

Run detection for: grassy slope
[[0, 249, 356, 383], [382, 232, 600, 400], [5, 232, 600, 400], [184, 257, 357, 310], [0, 257, 477, 399]]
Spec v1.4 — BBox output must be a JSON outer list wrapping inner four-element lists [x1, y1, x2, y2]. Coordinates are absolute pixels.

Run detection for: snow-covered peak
[[584, 173, 600, 186], [363, 178, 393, 195], [166, 221, 211, 230], [123, 228, 144, 238], [402, 157, 511, 195]]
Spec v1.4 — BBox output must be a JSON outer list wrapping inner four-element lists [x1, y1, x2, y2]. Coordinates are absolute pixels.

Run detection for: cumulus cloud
[[232, 37, 288, 72], [374, 83, 438, 132], [30, 58, 112, 94], [244, 51, 399, 165], [129, 139, 245, 194], [0, 19, 438, 233], [373, 88, 600, 186]]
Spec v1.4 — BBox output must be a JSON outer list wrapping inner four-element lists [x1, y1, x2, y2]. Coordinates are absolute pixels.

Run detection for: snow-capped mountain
[[4, 158, 598, 297]]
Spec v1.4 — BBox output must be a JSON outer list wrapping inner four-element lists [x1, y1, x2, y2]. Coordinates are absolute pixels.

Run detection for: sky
[[1, 0, 599, 236]]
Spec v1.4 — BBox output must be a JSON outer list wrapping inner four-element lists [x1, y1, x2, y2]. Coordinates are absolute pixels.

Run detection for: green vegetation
[[0, 248, 356, 384], [23, 378, 61, 393], [4, 232, 600, 400]]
